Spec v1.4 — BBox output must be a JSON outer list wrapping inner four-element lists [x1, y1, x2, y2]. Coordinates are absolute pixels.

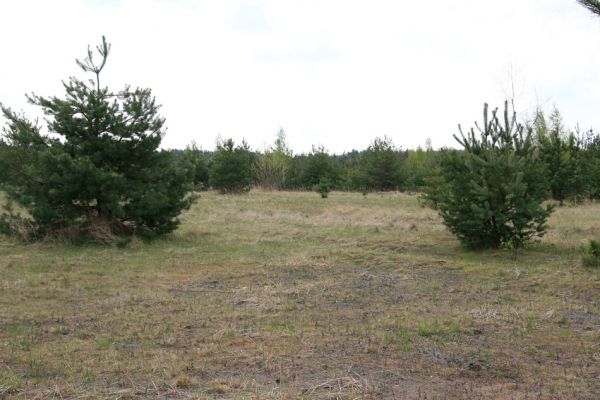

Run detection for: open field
[[1, 191, 599, 399]]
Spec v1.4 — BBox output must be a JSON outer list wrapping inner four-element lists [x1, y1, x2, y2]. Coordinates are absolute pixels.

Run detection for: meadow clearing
[[0, 191, 599, 399]]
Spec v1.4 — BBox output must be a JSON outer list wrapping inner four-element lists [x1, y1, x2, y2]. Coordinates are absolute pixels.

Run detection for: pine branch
[[75, 36, 111, 93], [578, 0, 600, 16]]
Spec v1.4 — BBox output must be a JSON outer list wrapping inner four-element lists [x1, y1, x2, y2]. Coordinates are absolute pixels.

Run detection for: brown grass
[[0, 191, 599, 399]]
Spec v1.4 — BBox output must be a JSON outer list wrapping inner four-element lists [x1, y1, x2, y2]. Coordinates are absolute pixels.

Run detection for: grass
[[582, 239, 600, 268], [0, 191, 599, 399]]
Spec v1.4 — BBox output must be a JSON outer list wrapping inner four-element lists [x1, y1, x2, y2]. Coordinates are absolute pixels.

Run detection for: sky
[[1, 0, 600, 153]]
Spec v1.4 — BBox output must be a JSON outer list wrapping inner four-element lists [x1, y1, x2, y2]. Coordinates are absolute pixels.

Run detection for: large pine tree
[[0, 37, 195, 240]]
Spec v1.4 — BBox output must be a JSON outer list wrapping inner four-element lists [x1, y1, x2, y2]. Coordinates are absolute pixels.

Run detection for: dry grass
[[0, 191, 599, 399]]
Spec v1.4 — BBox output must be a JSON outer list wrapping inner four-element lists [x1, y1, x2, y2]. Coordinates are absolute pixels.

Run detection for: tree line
[[178, 133, 438, 194], [180, 111, 600, 205]]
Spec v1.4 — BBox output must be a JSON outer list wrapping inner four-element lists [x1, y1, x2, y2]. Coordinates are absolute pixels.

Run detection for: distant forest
[[175, 107, 600, 203]]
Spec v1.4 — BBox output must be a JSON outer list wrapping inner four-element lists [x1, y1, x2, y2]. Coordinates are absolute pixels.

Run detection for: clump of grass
[[0, 366, 22, 395], [116, 235, 143, 249], [582, 239, 600, 268], [210, 382, 229, 394], [173, 375, 194, 389]]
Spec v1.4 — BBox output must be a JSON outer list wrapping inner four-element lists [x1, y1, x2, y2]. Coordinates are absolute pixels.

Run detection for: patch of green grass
[[415, 317, 471, 340]]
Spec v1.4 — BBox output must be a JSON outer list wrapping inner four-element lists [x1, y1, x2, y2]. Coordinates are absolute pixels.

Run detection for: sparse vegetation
[[0, 191, 599, 399]]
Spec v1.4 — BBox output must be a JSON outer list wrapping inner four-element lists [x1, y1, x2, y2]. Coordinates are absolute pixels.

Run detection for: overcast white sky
[[1, 0, 600, 153]]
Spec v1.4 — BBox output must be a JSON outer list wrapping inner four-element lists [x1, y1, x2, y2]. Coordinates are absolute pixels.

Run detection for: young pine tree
[[360, 136, 403, 191], [209, 138, 253, 193], [314, 177, 332, 198], [537, 109, 586, 203], [300, 145, 338, 189], [0, 37, 195, 240], [437, 102, 553, 249], [180, 142, 209, 190], [582, 129, 600, 199]]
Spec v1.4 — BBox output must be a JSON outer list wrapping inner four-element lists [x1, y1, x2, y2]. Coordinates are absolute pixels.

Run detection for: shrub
[[437, 102, 554, 249], [0, 37, 195, 241]]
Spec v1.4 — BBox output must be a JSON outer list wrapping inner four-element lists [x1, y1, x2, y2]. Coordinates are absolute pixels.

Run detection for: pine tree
[[300, 145, 338, 189], [209, 138, 253, 193], [360, 136, 404, 191], [180, 142, 209, 190], [420, 163, 446, 209], [340, 158, 365, 192], [582, 129, 600, 199], [437, 102, 553, 249], [0, 37, 195, 240], [537, 108, 586, 203], [314, 177, 332, 198]]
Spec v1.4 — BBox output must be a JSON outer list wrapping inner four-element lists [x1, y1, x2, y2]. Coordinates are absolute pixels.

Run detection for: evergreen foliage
[[536, 109, 586, 203], [360, 136, 403, 191], [578, 0, 600, 16], [437, 102, 554, 249], [209, 138, 253, 193], [314, 177, 332, 198], [339, 158, 365, 192], [582, 129, 600, 199], [0, 37, 194, 240], [419, 163, 446, 209], [299, 145, 339, 189], [404, 142, 439, 191], [180, 142, 209, 190]]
